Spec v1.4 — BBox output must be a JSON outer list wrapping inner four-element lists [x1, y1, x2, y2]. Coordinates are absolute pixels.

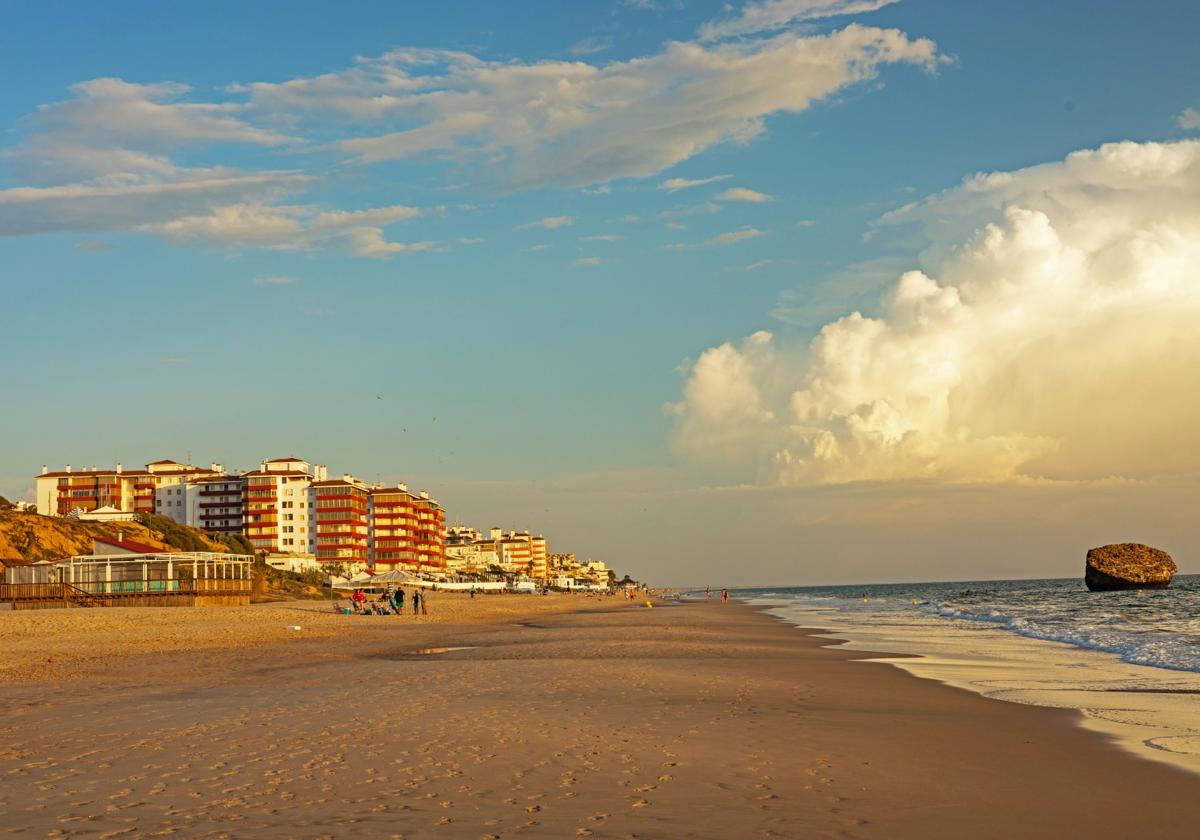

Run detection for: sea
[[730, 575, 1200, 776]]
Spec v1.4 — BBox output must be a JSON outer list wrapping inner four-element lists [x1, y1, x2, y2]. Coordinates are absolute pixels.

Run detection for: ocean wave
[[743, 577, 1200, 675], [920, 603, 1200, 673]]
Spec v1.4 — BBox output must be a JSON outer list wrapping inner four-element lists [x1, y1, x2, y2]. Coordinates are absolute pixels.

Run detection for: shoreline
[[753, 595, 1200, 778], [1, 596, 1197, 837]]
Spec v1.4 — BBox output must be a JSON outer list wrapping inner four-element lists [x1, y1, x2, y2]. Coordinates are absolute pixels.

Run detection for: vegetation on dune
[[251, 560, 330, 602], [0, 509, 230, 567], [132, 513, 229, 553], [219, 533, 255, 556]]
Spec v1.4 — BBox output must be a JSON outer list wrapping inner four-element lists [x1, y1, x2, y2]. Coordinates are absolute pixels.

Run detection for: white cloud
[[671, 139, 1200, 486], [1179, 107, 1200, 131], [523, 244, 548, 252], [666, 331, 779, 461], [253, 274, 295, 286], [1, 21, 940, 247], [744, 259, 773, 271], [458, 236, 484, 245], [700, 0, 901, 41], [0, 171, 311, 237], [797, 218, 817, 227], [518, 215, 575, 230], [581, 234, 623, 241], [706, 226, 765, 245], [659, 174, 732, 192], [716, 186, 774, 202], [572, 256, 603, 266], [246, 27, 940, 190], [25, 78, 290, 152], [147, 202, 428, 258], [583, 185, 613, 195]]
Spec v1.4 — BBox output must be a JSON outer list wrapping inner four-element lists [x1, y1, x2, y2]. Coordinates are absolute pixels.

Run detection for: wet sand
[[1, 596, 1197, 838]]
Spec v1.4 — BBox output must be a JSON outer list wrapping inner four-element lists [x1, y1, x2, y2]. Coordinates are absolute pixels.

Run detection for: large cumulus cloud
[[670, 139, 1200, 485]]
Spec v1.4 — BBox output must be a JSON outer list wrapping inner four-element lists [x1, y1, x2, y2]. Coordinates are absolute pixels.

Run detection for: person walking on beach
[[420, 590, 429, 615], [721, 589, 729, 603], [412, 590, 421, 615], [388, 590, 400, 615], [396, 588, 405, 614]]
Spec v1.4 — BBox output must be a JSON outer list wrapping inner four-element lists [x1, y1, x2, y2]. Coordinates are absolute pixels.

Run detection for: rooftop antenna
[[187, 450, 192, 466]]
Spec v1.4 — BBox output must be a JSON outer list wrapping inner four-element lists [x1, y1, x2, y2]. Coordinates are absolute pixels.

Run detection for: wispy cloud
[[797, 219, 817, 227], [582, 185, 612, 196], [0, 22, 941, 251], [523, 244, 548, 252], [148, 203, 429, 258], [581, 234, 623, 242], [659, 175, 731, 192], [572, 256, 603, 267], [252, 274, 295, 286], [744, 259, 773, 271], [716, 187, 774, 203], [458, 236, 484, 245], [700, 0, 901, 41], [706, 227, 765, 246], [569, 35, 613, 57], [518, 215, 575, 230], [659, 202, 722, 219], [74, 239, 116, 252], [1180, 107, 1200, 131]]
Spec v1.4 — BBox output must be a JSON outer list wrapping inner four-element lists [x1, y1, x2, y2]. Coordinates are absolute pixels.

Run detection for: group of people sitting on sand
[[334, 587, 428, 616]]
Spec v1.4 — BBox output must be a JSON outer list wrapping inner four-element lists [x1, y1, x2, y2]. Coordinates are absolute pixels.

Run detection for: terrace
[[1, 552, 254, 610]]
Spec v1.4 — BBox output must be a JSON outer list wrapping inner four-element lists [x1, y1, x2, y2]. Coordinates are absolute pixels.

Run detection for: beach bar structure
[[0, 552, 254, 610]]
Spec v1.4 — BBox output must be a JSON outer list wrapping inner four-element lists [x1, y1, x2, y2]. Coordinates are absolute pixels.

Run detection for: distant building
[[32, 456, 447, 573]]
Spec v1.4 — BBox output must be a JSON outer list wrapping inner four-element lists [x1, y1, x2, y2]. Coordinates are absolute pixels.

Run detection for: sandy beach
[[1, 595, 1198, 838]]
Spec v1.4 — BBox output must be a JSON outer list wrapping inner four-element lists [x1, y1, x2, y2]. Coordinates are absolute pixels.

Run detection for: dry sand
[[1, 595, 1197, 838]]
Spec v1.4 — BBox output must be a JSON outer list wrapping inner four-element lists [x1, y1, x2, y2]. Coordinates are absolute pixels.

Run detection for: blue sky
[[3, 1, 1199, 583]]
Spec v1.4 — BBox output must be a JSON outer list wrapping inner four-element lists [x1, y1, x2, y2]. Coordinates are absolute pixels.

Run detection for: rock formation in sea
[[1084, 543, 1177, 591]]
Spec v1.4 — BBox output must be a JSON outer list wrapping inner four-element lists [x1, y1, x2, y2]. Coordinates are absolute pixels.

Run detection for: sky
[[2, 0, 1199, 585]]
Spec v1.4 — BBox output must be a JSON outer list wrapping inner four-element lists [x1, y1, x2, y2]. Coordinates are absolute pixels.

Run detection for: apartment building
[[185, 475, 245, 535], [241, 458, 325, 555], [148, 460, 224, 522], [311, 475, 370, 564], [444, 525, 499, 573], [34, 456, 447, 571], [369, 485, 447, 571], [36, 464, 147, 516], [444, 526, 551, 579], [36, 460, 220, 519]]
